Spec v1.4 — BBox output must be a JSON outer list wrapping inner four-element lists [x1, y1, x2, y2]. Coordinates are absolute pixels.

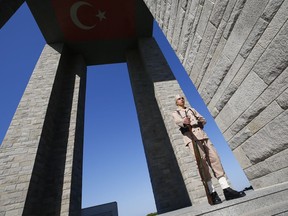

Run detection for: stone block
[[245, 148, 288, 180], [258, 0, 288, 48], [158, 0, 166, 27], [216, 71, 267, 132], [228, 92, 283, 143], [177, 0, 199, 61], [209, 0, 229, 28], [200, 54, 232, 104], [215, 44, 265, 116], [228, 101, 283, 150], [198, 33, 227, 94], [186, 33, 203, 81], [250, 166, 288, 189], [171, 0, 188, 50], [195, 0, 214, 38], [207, 54, 244, 115], [276, 88, 288, 109], [192, 22, 217, 86], [253, 21, 288, 84], [233, 146, 252, 169], [223, 0, 247, 39], [239, 18, 268, 58], [162, 0, 172, 34], [222, 0, 269, 62], [249, 61, 288, 107], [261, 0, 284, 22], [241, 110, 288, 164], [167, 0, 180, 43], [5, 209, 21, 216], [222, 0, 237, 22], [247, 101, 283, 134], [183, 4, 203, 68]]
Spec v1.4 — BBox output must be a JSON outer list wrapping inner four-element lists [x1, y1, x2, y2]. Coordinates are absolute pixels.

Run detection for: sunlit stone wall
[[144, 0, 288, 190]]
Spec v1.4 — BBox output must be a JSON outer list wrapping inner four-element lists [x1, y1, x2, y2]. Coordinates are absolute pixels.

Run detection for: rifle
[[178, 109, 213, 204], [191, 138, 213, 205]]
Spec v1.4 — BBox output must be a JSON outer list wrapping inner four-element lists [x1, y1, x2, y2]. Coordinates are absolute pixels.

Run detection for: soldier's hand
[[183, 117, 191, 125]]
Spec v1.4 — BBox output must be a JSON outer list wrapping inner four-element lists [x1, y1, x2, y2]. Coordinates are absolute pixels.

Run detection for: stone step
[[159, 182, 288, 216], [242, 200, 288, 216]]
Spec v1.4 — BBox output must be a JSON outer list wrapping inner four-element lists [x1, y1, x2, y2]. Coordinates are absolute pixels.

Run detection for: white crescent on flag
[[70, 1, 96, 30]]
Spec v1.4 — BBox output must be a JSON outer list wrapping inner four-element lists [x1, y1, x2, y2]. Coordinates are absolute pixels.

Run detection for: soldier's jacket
[[172, 107, 209, 145]]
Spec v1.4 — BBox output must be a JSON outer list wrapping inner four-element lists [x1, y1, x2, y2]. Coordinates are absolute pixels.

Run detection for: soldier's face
[[176, 97, 185, 106]]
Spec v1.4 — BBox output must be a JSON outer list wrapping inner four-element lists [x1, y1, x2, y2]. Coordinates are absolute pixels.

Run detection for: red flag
[[51, 0, 136, 41]]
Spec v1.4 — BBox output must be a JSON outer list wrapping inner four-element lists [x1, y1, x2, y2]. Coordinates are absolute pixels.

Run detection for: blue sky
[[0, 3, 250, 216]]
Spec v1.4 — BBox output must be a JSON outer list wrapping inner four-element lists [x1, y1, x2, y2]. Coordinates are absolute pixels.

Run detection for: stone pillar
[[0, 43, 86, 216], [0, 0, 25, 28], [126, 37, 211, 213]]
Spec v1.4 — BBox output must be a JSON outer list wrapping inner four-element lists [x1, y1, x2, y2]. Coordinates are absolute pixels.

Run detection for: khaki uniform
[[172, 107, 225, 181]]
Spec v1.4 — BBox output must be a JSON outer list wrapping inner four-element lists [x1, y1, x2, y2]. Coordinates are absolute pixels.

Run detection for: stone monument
[[1, 0, 288, 215]]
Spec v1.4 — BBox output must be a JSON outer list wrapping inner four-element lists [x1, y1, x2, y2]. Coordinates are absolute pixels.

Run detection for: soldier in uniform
[[172, 94, 246, 205]]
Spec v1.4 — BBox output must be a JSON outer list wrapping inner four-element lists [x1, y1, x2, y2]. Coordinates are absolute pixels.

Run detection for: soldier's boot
[[210, 191, 222, 205], [223, 187, 246, 200]]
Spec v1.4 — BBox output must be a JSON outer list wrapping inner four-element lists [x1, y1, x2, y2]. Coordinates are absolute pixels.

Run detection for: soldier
[[172, 94, 246, 205]]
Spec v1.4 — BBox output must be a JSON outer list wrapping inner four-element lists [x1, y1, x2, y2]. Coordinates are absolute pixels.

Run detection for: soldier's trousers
[[188, 139, 225, 182]]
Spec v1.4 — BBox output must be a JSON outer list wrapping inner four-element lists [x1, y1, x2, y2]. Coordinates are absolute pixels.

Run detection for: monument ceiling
[[26, 0, 153, 65]]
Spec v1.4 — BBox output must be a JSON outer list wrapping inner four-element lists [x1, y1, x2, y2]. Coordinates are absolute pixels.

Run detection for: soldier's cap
[[175, 94, 184, 102]]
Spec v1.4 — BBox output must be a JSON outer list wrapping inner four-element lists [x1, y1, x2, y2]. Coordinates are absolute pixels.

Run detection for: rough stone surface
[[216, 71, 267, 133], [223, 0, 269, 62], [127, 39, 192, 213], [214, 44, 265, 118], [183, 5, 203, 69], [162, 0, 172, 35], [241, 110, 288, 164], [229, 101, 284, 150], [233, 146, 252, 170], [209, 0, 229, 28], [171, 0, 189, 50], [222, 0, 237, 22], [222, 0, 247, 39], [177, 0, 200, 62], [200, 54, 232, 104], [244, 148, 288, 180], [0, 44, 86, 216], [195, 0, 214, 38], [250, 167, 288, 190], [253, 21, 288, 84], [207, 55, 244, 117], [258, 0, 288, 48], [261, 0, 284, 22], [185, 33, 203, 82], [0, 44, 62, 215], [191, 22, 217, 87], [224, 66, 288, 141], [167, 0, 180, 43], [198, 33, 227, 93], [276, 88, 288, 109], [239, 18, 268, 58]]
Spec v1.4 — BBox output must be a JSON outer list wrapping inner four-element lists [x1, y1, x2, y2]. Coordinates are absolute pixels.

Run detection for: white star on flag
[[96, 10, 106, 21]]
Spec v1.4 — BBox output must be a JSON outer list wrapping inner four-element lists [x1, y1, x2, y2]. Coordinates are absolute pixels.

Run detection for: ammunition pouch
[[198, 122, 204, 129], [179, 123, 204, 134], [179, 126, 190, 134]]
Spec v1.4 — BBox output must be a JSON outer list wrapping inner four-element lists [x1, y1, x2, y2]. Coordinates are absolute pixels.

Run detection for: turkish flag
[[51, 0, 136, 41]]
